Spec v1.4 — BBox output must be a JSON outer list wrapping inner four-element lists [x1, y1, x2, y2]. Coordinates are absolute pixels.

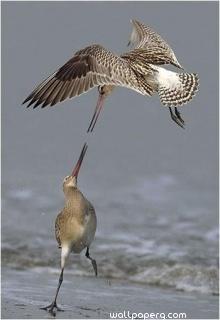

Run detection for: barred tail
[[158, 70, 199, 107]]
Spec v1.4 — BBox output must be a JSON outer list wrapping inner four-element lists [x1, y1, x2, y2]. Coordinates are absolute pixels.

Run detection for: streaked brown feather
[[48, 81, 64, 106], [51, 82, 67, 106], [40, 80, 61, 108], [23, 43, 154, 109], [55, 212, 62, 248], [128, 19, 182, 69], [23, 20, 190, 109], [59, 81, 71, 102]]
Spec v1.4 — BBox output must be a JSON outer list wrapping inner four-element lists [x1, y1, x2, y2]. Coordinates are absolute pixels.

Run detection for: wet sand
[[2, 268, 219, 319]]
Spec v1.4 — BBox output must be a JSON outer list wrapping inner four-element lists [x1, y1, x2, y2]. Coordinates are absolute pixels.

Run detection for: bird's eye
[[98, 86, 103, 94]]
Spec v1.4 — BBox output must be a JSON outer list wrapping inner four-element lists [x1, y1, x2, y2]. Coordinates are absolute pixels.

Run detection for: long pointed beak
[[71, 143, 88, 178], [87, 94, 105, 133]]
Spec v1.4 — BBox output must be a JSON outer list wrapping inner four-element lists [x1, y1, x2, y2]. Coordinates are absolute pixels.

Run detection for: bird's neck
[[64, 188, 84, 211]]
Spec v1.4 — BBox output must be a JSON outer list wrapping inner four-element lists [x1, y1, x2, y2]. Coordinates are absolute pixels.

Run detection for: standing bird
[[23, 19, 199, 131], [41, 143, 97, 316]]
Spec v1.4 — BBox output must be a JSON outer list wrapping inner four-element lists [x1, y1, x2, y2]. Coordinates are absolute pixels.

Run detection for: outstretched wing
[[127, 19, 183, 69], [22, 44, 148, 109]]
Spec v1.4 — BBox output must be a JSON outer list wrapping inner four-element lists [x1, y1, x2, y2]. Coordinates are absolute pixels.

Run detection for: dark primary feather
[[24, 39, 176, 109], [22, 20, 185, 109], [23, 44, 152, 109], [56, 55, 94, 80]]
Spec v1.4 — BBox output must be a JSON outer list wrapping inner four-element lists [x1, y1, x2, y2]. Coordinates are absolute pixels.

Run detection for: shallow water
[[2, 170, 218, 296], [2, 269, 219, 319]]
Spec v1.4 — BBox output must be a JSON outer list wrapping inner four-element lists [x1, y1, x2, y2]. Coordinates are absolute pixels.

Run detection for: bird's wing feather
[[55, 212, 62, 248], [86, 200, 96, 217], [127, 19, 182, 68], [22, 44, 148, 109]]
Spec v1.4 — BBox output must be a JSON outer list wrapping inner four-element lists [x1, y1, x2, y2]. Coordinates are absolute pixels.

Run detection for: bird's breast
[[57, 198, 96, 254]]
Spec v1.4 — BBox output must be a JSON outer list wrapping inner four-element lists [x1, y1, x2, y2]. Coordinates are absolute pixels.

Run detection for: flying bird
[[41, 143, 97, 316], [23, 20, 199, 131]]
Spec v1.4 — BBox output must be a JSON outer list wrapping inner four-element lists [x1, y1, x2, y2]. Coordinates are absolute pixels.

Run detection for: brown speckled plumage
[[23, 20, 199, 130], [55, 189, 96, 253]]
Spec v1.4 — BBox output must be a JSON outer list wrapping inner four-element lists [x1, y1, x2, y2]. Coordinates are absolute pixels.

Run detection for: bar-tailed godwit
[[23, 19, 199, 131], [41, 143, 97, 316]]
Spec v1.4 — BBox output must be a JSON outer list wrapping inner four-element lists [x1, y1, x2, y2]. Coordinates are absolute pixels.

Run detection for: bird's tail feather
[[157, 69, 199, 106]]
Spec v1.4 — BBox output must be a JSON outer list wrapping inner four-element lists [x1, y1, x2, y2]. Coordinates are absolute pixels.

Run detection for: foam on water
[[2, 174, 219, 296], [130, 264, 218, 295], [2, 236, 218, 295]]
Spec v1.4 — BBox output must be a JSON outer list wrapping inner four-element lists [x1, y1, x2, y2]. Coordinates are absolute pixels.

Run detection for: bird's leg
[[85, 247, 98, 276], [40, 268, 64, 316], [174, 107, 185, 125], [169, 107, 185, 129]]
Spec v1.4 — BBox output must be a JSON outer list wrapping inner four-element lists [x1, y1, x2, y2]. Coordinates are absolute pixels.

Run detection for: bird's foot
[[40, 301, 64, 316], [169, 107, 185, 129]]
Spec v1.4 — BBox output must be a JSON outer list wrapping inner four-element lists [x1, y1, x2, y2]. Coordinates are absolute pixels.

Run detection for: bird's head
[[63, 143, 88, 194], [98, 85, 115, 98], [87, 85, 115, 132], [63, 175, 77, 190]]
